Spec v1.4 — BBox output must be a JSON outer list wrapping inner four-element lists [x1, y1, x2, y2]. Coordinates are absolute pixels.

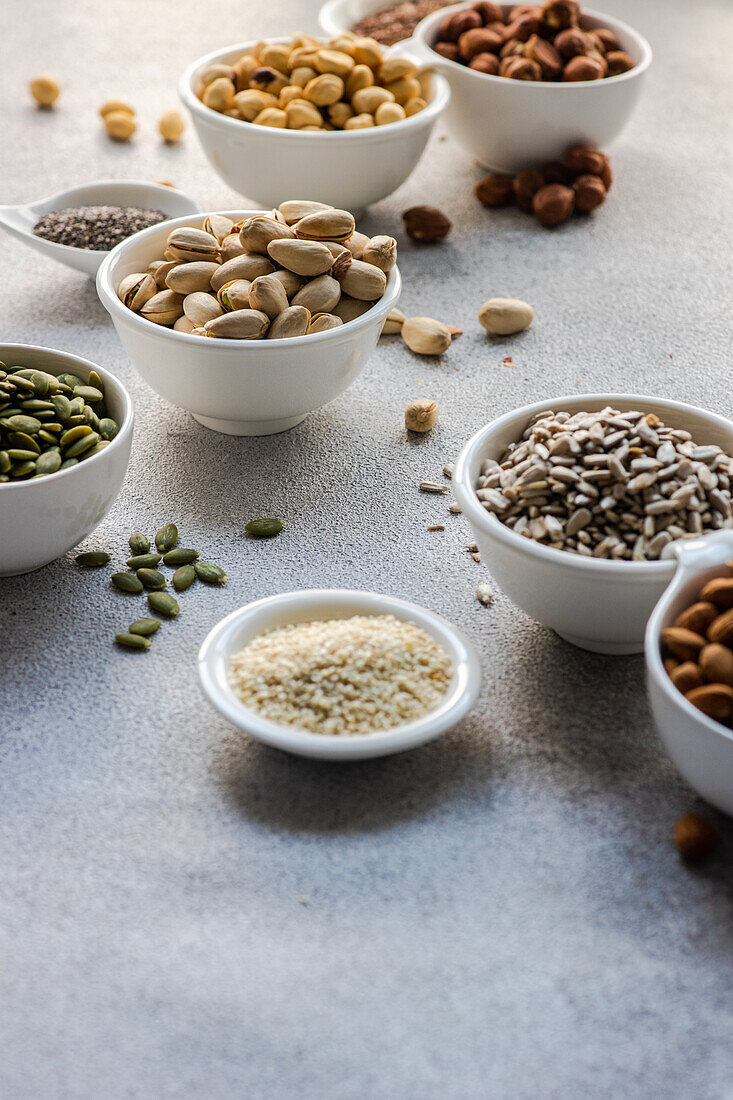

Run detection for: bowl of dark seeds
[[453, 393, 733, 654], [0, 343, 133, 575], [0, 180, 200, 276]]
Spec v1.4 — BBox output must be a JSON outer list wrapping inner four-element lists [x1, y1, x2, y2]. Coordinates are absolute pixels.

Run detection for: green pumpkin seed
[[5, 414, 41, 434], [35, 450, 62, 475], [85, 441, 110, 457], [37, 430, 60, 445], [245, 517, 285, 538], [129, 532, 150, 555], [129, 617, 161, 636], [69, 397, 85, 416], [64, 430, 100, 458], [126, 553, 162, 569], [60, 424, 92, 448], [82, 405, 100, 429], [163, 548, 200, 565], [20, 398, 55, 412], [172, 564, 196, 591], [7, 448, 39, 461], [0, 451, 10, 473], [73, 385, 103, 403], [88, 370, 104, 391], [52, 394, 72, 420], [137, 567, 167, 590], [99, 418, 119, 440], [76, 550, 111, 567], [58, 373, 84, 390], [115, 632, 151, 650], [8, 431, 40, 453], [148, 591, 179, 617], [111, 572, 144, 594], [194, 561, 227, 584], [7, 375, 35, 392], [59, 457, 78, 470], [155, 523, 178, 551], [10, 460, 36, 477], [29, 371, 52, 395]]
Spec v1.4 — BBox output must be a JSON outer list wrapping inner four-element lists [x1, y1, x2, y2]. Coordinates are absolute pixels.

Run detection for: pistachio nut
[[204, 310, 270, 339], [217, 279, 252, 312], [210, 253, 275, 292], [324, 242, 349, 259], [238, 215, 296, 255], [173, 316, 196, 334], [183, 292, 223, 327], [294, 208, 355, 243], [401, 316, 452, 355], [277, 200, 333, 225], [140, 290, 185, 326], [233, 89, 278, 121], [336, 259, 387, 301], [166, 226, 220, 263], [362, 235, 397, 272], [477, 298, 534, 335], [344, 231, 369, 259], [267, 306, 311, 340], [203, 214, 235, 241], [220, 233, 247, 262], [270, 269, 303, 298], [165, 261, 220, 294], [334, 296, 371, 323], [308, 312, 343, 333], [267, 238, 334, 277], [148, 259, 179, 288], [302, 73, 344, 106], [117, 272, 157, 311], [381, 307, 406, 335], [248, 274, 290, 319], [292, 273, 341, 314]]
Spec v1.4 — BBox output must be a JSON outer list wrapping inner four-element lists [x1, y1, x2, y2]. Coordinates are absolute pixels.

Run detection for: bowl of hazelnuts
[[409, 0, 651, 173]]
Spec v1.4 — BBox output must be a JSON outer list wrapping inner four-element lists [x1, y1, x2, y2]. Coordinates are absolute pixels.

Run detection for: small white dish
[[198, 590, 481, 760], [0, 180, 201, 277], [96, 209, 401, 436], [178, 39, 450, 210], [646, 530, 733, 816], [0, 343, 133, 576], [452, 394, 733, 655]]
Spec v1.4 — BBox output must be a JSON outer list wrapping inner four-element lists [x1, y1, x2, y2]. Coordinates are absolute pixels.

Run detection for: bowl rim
[[412, 3, 653, 88], [645, 545, 733, 747], [96, 208, 401, 350], [198, 588, 482, 759], [0, 342, 133, 492], [452, 392, 733, 578], [178, 36, 451, 141]]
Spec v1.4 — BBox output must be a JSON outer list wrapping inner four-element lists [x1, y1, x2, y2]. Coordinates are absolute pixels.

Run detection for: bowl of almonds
[[96, 202, 401, 436], [646, 530, 733, 817], [453, 394, 733, 654], [408, 1, 652, 172], [178, 33, 450, 209]]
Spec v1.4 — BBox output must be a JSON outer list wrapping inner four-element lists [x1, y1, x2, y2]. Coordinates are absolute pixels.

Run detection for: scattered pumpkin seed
[[129, 617, 161, 636], [76, 550, 111, 567], [126, 553, 162, 569], [129, 532, 150, 555], [137, 567, 167, 590], [115, 632, 151, 650], [148, 590, 179, 617], [245, 517, 285, 538], [111, 571, 144, 594], [155, 523, 178, 551], [172, 563, 196, 591], [194, 561, 227, 584], [163, 547, 200, 565]]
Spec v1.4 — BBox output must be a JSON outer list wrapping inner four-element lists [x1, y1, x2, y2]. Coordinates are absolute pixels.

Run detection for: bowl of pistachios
[[0, 344, 133, 576], [96, 202, 401, 436], [178, 34, 450, 209]]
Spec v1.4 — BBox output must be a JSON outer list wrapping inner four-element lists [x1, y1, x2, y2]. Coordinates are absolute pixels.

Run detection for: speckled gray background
[[1, 1, 733, 1097]]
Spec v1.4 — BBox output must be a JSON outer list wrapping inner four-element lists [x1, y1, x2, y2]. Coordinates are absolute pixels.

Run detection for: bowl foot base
[[192, 412, 308, 436], [555, 630, 643, 655]]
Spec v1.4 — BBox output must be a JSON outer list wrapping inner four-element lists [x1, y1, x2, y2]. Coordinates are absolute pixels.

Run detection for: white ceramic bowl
[[178, 39, 450, 210], [198, 589, 481, 760], [401, 3, 652, 173], [452, 394, 733, 655], [0, 344, 133, 576], [0, 180, 201, 277], [96, 209, 401, 436], [646, 530, 733, 816]]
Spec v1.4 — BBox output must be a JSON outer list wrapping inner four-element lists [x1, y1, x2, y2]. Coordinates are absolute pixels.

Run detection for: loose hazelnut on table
[[573, 174, 606, 212], [564, 143, 606, 175], [532, 183, 575, 226], [475, 174, 514, 207], [512, 168, 545, 212], [674, 814, 718, 861], [402, 205, 452, 243]]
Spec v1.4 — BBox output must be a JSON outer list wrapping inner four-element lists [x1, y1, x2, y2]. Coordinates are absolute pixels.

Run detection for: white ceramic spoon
[[0, 179, 201, 276]]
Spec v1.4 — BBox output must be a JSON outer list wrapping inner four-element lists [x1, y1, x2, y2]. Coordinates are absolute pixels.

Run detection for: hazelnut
[[593, 27, 619, 52], [512, 168, 545, 211], [439, 8, 483, 41], [540, 0, 580, 30], [564, 143, 605, 175], [572, 174, 607, 212], [598, 153, 613, 191], [402, 205, 452, 243], [405, 398, 439, 433], [541, 161, 572, 185], [501, 56, 542, 79], [433, 42, 461, 62], [504, 14, 544, 41], [458, 26, 503, 60], [562, 54, 605, 80], [501, 37, 526, 58], [472, 1, 504, 23], [532, 183, 575, 226], [475, 174, 515, 206], [524, 34, 562, 78], [606, 50, 635, 76], [674, 813, 718, 861], [470, 53, 501, 74], [508, 4, 539, 17], [554, 27, 590, 59]]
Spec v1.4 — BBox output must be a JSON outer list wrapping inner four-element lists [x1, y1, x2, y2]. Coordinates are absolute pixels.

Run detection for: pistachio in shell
[[183, 292, 223, 327], [217, 280, 251, 312], [336, 259, 387, 301], [278, 199, 333, 225], [117, 272, 157, 311], [292, 274, 341, 314], [267, 306, 311, 340], [267, 238, 334, 277], [248, 274, 289, 319], [238, 215, 296, 255], [204, 310, 270, 340], [166, 226, 220, 262], [210, 253, 275, 293], [165, 261, 221, 295], [294, 207, 355, 243], [140, 289, 184, 326], [307, 312, 343, 334]]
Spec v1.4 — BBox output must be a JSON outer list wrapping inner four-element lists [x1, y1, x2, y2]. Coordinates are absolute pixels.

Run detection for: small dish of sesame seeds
[[0, 179, 201, 276], [198, 589, 481, 760]]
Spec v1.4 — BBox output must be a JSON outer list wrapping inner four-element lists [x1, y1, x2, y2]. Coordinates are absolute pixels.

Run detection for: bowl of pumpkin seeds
[[0, 343, 133, 575]]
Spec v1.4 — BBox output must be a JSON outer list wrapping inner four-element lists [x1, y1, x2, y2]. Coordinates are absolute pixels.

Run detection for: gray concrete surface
[[1, 1, 732, 1097]]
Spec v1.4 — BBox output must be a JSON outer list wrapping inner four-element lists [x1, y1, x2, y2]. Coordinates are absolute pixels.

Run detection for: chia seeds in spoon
[[33, 205, 167, 251]]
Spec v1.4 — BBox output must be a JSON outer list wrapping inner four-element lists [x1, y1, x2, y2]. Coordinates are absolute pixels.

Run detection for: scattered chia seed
[[33, 205, 168, 251], [351, 0, 459, 45]]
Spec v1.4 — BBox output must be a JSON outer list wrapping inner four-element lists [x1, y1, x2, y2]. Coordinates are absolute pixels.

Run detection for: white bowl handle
[[670, 529, 733, 583], [389, 32, 446, 68]]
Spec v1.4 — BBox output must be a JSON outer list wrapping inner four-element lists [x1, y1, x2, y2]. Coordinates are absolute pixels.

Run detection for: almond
[[684, 683, 733, 722], [670, 662, 704, 694], [699, 644, 733, 687], [672, 600, 718, 635], [661, 626, 707, 662], [707, 608, 733, 645], [700, 576, 733, 609]]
